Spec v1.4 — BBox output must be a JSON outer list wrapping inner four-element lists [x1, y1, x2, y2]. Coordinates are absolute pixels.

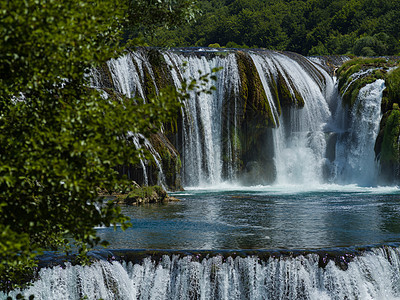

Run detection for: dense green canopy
[[140, 0, 400, 56]]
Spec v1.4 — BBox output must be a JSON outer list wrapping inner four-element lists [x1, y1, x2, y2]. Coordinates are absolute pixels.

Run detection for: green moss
[[143, 65, 157, 98], [231, 129, 241, 151], [99, 62, 114, 89], [235, 51, 276, 128], [337, 57, 388, 77], [337, 57, 396, 98], [276, 71, 304, 108], [383, 66, 400, 113], [338, 64, 361, 92], [119, 185, 168, 204], [341, 70, 386, 107], [337, 58, 396, 108], [149, 133, 182, 191], [147, 48, 174, 90], [380, 109, 400, 163], [267, 70, 281, 115]]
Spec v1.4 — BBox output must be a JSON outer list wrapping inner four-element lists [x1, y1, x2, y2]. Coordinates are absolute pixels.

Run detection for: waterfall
[[107, 51, 148, 100], [248, 52, 334, 185], [331, 79, 385, 186], [94, 50, 174, 187], [8, 246, 400, 300], [163, 51, 241, 186], [163, 49, 336, 186], [91, 48, 389, 187]]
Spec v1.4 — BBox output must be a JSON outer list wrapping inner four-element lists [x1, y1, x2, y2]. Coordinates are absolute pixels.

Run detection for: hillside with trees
[[139, 0, 400, 56]]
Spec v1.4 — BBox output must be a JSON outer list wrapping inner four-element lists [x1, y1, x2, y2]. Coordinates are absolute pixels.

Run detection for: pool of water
[[96, 184, 400, 250]]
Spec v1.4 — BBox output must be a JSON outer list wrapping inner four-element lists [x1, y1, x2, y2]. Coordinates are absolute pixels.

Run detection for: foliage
[[133, 0, 400, 55], [380, 109, 400, 163], [337, 57, 396, 107], [0, 0, 191, 292], [117, 185, 168, 205], [124, 0, 199, 45], [385, 66, 400, 105]]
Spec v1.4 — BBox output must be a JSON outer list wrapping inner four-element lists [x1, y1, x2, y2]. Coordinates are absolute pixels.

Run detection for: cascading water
[[92, 50, 173, 187], [163, 51, 241, 186], [251, 52, 334, 185], [106, 51, 149, 100], [7, 246, 400, 300], [91, 48, 389, 187], [331, 79, 385, 186]]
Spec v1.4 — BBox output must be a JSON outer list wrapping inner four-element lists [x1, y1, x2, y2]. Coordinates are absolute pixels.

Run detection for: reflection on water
[[96, 185, 400, 250]]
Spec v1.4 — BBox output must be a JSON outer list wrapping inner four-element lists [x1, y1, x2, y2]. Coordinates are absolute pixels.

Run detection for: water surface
[[97, 184, 400, 250]]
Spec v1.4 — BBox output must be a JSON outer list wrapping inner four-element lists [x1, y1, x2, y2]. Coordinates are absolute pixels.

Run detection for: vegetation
[[337, 57, 396, 107], [380, 108, 400, 163], [115, 185, 177, 205], [236, 51, 276, 128], [383, 66, 400, 111], [376, 67, 400, 166], [0, 0, 197, 292], [136, 0, 400, 56]]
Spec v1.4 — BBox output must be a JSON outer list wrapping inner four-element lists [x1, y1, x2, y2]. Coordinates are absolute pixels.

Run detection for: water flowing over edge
[[7, 244, 400, 300], [92, 48, 394, 189]]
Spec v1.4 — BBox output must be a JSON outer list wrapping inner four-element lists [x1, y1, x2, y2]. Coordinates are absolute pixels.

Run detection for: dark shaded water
[[97, 184, 400, 250]]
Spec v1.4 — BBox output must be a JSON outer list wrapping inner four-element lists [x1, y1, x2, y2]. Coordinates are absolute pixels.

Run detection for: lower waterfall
[[7, 246, 400, 300]]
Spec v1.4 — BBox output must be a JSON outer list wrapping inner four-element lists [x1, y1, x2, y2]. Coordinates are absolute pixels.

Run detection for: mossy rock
[[382, 66, 400, 114], [147, 48, 175, 91], [276, 71, 305, 108], [378, 108, 400, 163], [149, 132, 182, 191], [337, 57, 397, 108], [117, 185, 175, 205], [93, 63, 114, 89], [235, 51, 276, 128], [375, 106, 400, 183], [341, 70, 386, 107]]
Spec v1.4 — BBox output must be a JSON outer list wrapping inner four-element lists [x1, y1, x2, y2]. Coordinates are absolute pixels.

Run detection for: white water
[[244, 51, 334, 185], [164, 50, 337, 186], [92, 49, 389, 188], [8, 246, 400, 300], [331, 79, 385, 186], [100, 51, 175, 187], [164, 51, 241, 186]]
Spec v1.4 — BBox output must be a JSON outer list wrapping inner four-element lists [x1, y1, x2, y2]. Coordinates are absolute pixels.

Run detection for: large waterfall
[[9, 246, 400, 300], [92, 48, 387, 187]]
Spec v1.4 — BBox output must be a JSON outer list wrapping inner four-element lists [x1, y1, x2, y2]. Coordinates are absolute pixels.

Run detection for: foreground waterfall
[[9, 245, 400, 300]]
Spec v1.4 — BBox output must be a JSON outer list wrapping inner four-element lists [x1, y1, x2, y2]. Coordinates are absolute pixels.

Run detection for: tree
[[0, 0, 185, 292]]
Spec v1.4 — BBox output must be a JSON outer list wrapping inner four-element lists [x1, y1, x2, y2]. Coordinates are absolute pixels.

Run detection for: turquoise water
[[97, 184, 400, 250]]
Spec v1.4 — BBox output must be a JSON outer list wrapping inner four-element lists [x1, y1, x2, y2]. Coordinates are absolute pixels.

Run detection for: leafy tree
[[124, 0, 199, 45], [0, 0, 186, 292]]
